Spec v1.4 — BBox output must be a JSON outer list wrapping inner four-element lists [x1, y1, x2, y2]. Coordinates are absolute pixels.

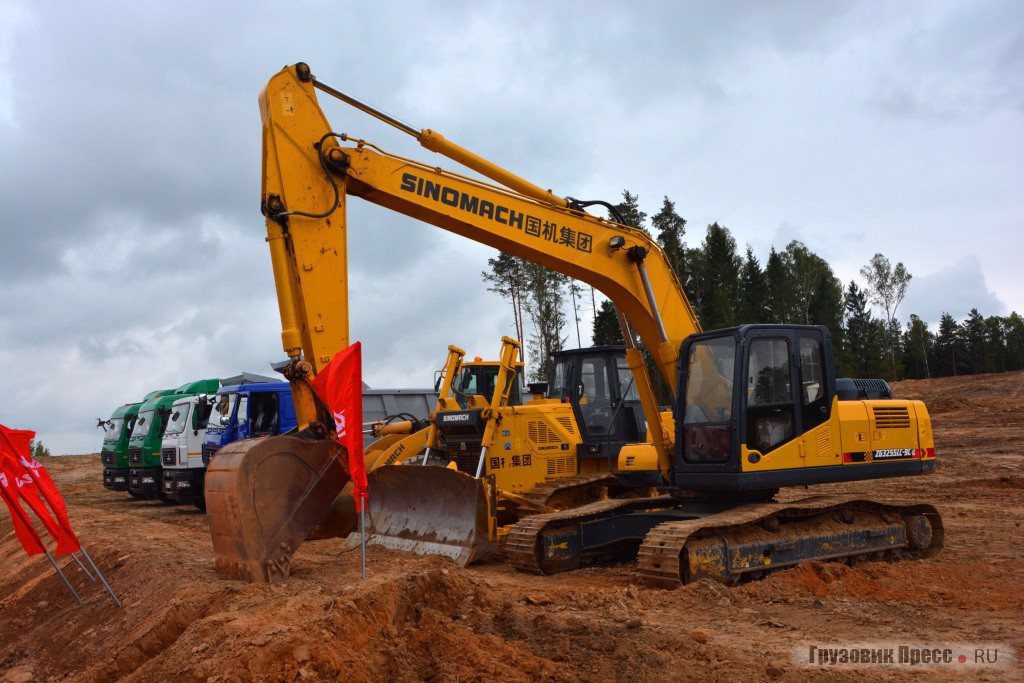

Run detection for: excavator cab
[[547, 347, 646, 463], [673, 324, 935, 492]]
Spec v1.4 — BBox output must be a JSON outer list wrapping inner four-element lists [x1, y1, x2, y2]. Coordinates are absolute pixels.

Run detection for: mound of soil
[[2, 372, 1022, 681]]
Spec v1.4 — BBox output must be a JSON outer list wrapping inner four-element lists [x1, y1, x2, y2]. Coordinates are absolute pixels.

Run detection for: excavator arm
[[208, 63, 701, 582]]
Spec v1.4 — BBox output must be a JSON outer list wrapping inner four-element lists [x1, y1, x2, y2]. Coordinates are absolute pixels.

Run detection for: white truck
[[159, 394, 216, 509]]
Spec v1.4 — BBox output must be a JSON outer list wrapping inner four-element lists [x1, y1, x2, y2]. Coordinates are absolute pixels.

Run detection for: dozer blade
[[306, 483, 358, 541], [205, 434, 348, 583], [349, 465, 496, 566]]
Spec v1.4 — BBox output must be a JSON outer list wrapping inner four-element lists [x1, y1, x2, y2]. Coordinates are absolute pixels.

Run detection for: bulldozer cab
[[547, 347, 645, 463], [453, 361, 524, 409]]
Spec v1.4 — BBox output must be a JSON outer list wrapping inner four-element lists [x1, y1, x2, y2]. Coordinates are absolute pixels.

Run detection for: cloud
[[901, 256, 1007, 325], [1, 0, 1021, 453]]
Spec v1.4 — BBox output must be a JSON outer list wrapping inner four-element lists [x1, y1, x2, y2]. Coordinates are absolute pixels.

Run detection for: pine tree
[[764, 247, 794, 323], [738, 246, 770, 323], [592, 299, 625, 345], [692, 223, 741, 329], [652, 197, 686, 280], [902, 315, 933, 379], [961, 308, 987, 374], [985, 315, 1007, 373], [843, 281, 886, 378], [1004, 312, 1024, 371], [933, 313, 963, 376], [614, 190, 649, 234]]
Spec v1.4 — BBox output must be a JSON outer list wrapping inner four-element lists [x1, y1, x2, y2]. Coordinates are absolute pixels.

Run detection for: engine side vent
[[816, 428, 831, 455], [872, 405, 911, 429], [555, 416, 576, 434], [545, 455, 573, 478], [529, 420, 559, 444], [161, 448, 177, 466], [128, 447, 143, 464]]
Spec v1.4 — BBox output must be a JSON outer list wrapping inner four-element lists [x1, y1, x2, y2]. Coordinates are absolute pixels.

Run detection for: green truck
[[127, 379, 220, 499], [100, 389, 172, 495]]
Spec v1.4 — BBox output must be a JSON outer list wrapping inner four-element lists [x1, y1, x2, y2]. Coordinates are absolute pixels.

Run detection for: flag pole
[[78, 547, 123, 608], [71, 552, 96, 581], [45, 552, 83, 606], [360, 493, 367, 580]]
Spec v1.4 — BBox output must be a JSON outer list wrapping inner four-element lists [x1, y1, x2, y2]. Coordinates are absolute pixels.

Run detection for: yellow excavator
[[205, 63, 942, 586]]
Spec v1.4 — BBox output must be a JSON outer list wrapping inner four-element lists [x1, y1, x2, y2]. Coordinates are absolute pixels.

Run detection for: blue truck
[[178, 381, 437, 509], [165, 380, 295, 508]]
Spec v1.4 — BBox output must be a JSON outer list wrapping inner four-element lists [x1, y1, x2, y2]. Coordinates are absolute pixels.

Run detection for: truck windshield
[[164, 404, 191, 436], [134, 411, 155, 438], [102, 418, 124, 443], [208, 394, 236, 429]]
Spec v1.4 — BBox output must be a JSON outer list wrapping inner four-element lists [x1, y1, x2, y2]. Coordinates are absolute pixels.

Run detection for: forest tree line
[[482, 191, 1024, 383]]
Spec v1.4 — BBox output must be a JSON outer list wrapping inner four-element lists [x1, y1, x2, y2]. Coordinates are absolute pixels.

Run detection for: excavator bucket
[[351, 465, 496, 566], [206, 434, 348, 582]]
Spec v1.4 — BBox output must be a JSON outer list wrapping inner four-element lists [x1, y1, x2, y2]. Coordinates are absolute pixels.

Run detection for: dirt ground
[[1, 372, 1022, 682]]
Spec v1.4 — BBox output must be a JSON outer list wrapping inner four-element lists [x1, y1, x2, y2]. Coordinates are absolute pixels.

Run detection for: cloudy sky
[[1, 0, 1021, 454]]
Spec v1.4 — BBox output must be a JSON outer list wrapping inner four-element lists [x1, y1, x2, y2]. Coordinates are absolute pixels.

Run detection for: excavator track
[[506, 494, 943, 584], [636, 497, 944, 589]]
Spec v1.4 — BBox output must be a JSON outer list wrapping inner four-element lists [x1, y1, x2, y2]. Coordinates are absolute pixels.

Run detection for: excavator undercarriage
[[507, 494, 943, 587]]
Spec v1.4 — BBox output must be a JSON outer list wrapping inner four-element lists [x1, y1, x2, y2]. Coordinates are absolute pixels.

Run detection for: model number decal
[[872, 448, 915, 460]]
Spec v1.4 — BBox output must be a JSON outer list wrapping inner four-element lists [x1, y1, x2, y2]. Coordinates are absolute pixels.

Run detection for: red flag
[[309, 342, 368, 512], [0, 425, 81, 553], [0, 468, 47, 556], [0, 425, 34, 458], [1, 449, 79, 554]]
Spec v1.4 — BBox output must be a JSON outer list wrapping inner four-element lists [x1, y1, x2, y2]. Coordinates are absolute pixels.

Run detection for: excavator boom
[[207, 63, 939, 583]]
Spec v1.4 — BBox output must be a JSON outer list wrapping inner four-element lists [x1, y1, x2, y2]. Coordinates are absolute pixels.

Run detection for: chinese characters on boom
[[400, 173, 594, 254]]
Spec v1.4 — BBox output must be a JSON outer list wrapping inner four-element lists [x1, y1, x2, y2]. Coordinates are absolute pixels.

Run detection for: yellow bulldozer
[[205, 63, 942, 587]]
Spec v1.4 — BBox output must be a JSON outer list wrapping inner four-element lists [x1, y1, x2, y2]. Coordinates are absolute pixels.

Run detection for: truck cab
[[202, 382, 297, 469], [128, 379, 220, 499], [100, 402, 141, 492], [159, 395, 216, 507]]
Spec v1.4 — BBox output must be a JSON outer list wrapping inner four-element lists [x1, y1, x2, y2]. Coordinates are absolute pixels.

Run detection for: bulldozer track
[[523, 473, 622, 509], [506, 496, 677, 573], [636, 497, 944, 589]]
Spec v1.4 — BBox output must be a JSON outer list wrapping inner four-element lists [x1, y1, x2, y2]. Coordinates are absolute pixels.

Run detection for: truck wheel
[[194, 497, 207, 512]]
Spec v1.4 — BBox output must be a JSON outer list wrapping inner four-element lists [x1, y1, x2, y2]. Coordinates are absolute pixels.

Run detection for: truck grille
[[128, 447, 143, 464], [202, 443, 219, 465], [161, 448, 178, 466], [101, 452, 114, 465]]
